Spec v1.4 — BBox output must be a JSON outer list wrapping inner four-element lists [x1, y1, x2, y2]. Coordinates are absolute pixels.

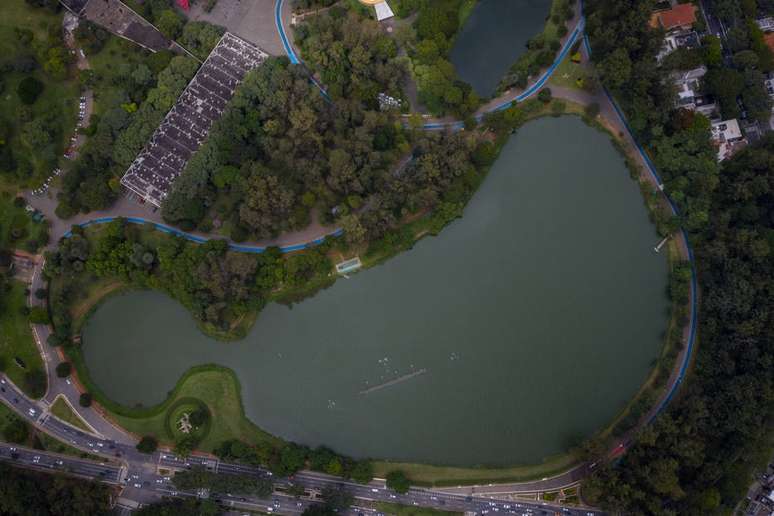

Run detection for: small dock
[[336, 256, 362, 275], [359, 369, 427, 395]]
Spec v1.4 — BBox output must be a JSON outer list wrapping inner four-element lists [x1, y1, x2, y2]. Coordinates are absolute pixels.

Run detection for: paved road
[[5, 0, 693, 508], [1, 370, 601, 514], [0, 441, 124, 484]]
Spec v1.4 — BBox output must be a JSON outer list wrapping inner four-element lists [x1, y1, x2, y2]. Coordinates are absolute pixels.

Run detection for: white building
[[711, 119, 746, 161], [374, 1, 394, 22], [673, 66, 717, 117], [757, 16, 774, 32]]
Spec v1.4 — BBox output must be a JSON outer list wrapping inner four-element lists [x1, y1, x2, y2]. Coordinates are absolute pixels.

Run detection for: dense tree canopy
[[0, 463, 112, 516], [585, 133, 774, 514], [295, 8, 405, 105], [57, 55, 198, 217]]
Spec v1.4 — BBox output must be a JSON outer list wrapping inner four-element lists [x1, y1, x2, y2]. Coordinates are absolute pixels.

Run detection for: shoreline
[[57, 104, 686, 487]]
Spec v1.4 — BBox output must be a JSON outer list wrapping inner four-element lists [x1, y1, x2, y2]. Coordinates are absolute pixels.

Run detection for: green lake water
[[82, 117, 668, 466], [450, 0, 553, 97]]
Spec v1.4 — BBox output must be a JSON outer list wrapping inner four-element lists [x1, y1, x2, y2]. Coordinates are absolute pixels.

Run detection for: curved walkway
[[276, 0, 585, 130], [64, 216, 343, 254], [275, 0, 299, 64], [579, 33, 698, 426], [13, 0, 697, 499]]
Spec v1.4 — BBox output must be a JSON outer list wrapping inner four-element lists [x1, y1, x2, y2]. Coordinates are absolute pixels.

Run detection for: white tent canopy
[[374, 1, 394, 21]]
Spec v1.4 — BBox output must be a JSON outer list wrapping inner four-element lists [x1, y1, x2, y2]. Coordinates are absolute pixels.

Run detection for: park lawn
[[0, 191, 49, 252], [48, 267, 127, 334], [0, 280, 45, 399], [0, 0, 80, 184], [548, 51, 593, 91], [376, 502, 461, 516], [110, 367, 279, 452], [51, 396, 91, 432], [371, 452, 579, 487]]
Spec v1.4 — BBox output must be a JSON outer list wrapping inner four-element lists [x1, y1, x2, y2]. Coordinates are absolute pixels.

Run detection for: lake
[[450, 0, 553, 98], [82, 117, 668, 466]]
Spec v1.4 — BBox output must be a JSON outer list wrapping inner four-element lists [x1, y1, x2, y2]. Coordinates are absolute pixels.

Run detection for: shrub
[[17, 76, 44, 105], [24, 370, 46, 399], [28, 306, 49, 324], [46, 334, 63, 347], [584, 102, 601, 118], [137, 436, 158, 454], [174, 435, 198, 457], [34, 288, 48, 300], [538, 88, 553, 103], [385, 470, 410, 494], [350, 461, 373, 484], [188, 407, 209, 427], [79, 392, 92, 407], [55, 362, 72, 378], [2, 417, 29, 444]]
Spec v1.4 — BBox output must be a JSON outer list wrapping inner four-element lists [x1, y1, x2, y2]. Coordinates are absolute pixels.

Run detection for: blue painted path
[[582, 33, 698, 425], [63, 217, 343, 254]]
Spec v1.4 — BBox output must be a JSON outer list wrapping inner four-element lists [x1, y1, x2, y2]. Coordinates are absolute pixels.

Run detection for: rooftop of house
[[712, 119, 742, 142], [711, 119, 746, 161], [765, 32, 774, 55], [650, 3, 698, 31]]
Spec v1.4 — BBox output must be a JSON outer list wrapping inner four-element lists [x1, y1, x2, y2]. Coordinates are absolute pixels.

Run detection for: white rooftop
[[374, 1, 394, 21], [712, 119, 742, 141]]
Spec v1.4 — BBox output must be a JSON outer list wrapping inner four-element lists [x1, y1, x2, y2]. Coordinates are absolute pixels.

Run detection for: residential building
[[673, 66, 718, 117], [651, 4, 700, 61], [650, 3, 698, 31], [711, 119, 747, 161]]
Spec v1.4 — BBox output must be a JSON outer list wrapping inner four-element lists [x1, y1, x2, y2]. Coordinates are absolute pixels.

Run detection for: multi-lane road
[[2, 372, 602, 515], [0, 441, 123, 484]]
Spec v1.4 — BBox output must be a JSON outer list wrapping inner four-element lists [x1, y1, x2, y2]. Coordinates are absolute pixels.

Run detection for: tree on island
[[188, 407, 209, 428]]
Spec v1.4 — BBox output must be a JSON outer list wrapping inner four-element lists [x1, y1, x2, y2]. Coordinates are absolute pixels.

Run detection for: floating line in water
[[359, 369, 427, 395]]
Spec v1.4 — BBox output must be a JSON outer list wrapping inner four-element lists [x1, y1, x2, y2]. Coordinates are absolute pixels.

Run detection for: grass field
[[0, 191, 49, 252], [376, 502, 461, 516], [372, 452, 579, 487], [51, 396, 91, 433], [109, 366, 279, 452], [548, 51, 594, 91], [0, 280, 45, 399], [0, 0, 80, 184]]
